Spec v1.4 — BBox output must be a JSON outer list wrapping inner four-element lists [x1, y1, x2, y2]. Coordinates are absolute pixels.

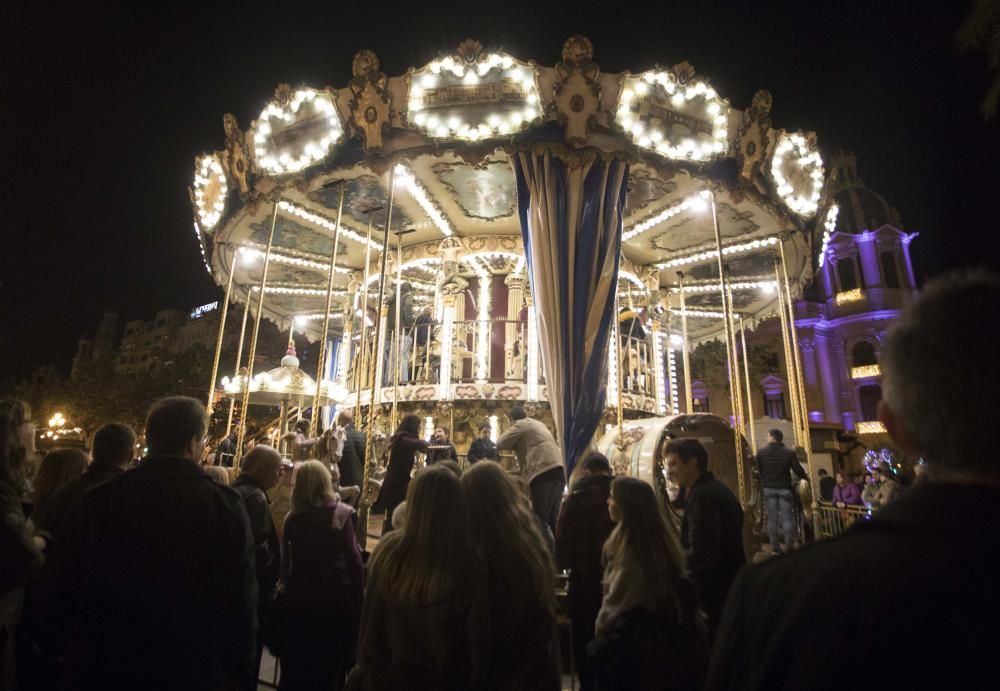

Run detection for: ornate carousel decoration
[[187, 37, 843, 543]]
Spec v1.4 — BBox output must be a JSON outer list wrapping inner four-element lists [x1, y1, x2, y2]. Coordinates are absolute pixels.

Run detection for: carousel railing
[[346, 318, 535, 389], [816, 501, 870, 538], [618, 333, 656, 396]]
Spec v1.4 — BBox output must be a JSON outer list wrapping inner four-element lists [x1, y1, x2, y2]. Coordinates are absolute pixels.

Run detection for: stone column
[[814, 333, 840, 424], [901, 236, 917, 289], [798, 336, 820, 420], [856, 233, 881, 288]]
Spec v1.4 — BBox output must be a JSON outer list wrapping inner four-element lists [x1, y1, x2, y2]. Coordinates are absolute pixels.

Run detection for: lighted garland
[[407, 52, 541, 140], [252, 89, 343, 175], [770, 132, 824, 218], [616, 71, 730, 161], [192, 155, 228, 231]]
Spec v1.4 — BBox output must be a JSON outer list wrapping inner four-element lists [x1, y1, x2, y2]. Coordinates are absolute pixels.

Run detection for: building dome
[[827, 151, 901, 234]]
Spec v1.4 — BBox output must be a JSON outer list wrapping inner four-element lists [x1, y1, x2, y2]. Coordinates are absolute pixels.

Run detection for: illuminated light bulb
[[622, 89, 634, 102], [500, 55, 513, 68], [421, 73, 437, 88], [671, 93, 684, 107], [463, 70, 478, 85], [635, 82, 648, 95], [708, 102, 720, 116], [414, 112, 427, 125]]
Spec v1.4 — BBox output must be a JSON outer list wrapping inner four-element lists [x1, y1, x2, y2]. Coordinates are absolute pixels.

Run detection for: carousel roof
[[189, 37, 838, 343]]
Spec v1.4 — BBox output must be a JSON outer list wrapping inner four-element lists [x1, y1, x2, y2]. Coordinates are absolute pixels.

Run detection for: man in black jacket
[[666, 438, 745, 638], [467, 423, 498, 464], [336, 410, 365, 488], [40, 422, 135, 541], [706, 272, 1000, 691], [231, 444, 282, 674], [63, 396, 257, 691], [756, 428, 807, 554]]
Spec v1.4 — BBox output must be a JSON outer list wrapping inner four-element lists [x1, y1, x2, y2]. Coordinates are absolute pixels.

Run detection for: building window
[[837, 257, 858, 292], [851, 341, 878, 367], [858, 384, 882, 422], [881, 251, 900, 288], [763, 391, 786, 419]]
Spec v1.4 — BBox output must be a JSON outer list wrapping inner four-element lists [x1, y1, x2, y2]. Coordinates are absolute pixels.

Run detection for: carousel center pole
[[310, 181, 346, 438], [226, 273, 252, 438], [677, 271, 693, 414], [709, 191, 746, 503], [773, 255, 804, 448], [206, 247, 237, 417], [614, 288, 625, 445], [235, 201, 280, 468], [360, 167, 396, 550]]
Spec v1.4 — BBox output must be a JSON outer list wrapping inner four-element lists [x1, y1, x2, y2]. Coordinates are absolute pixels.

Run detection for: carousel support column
[[725, 271, 746, 441], [226, 285, 252, 437], [649, 318, 668, 416], [709, 192, 746, 503], [677, 273, 694, 414], [779, 240, 819, 509], [360, 167, 396, 550], [207, 251, 236, 417], [356, 210, 379, 425], [475, 275, 491, 383], [505, 273, 525, 379], [391, 229, 405, 433], [310, 181, 346, 437], [739, 315, 758, 453], [439, 292, 457, 400], [614, 290, 625, 443], [525, 295, 539, 401], [235, 201, 280, 468]]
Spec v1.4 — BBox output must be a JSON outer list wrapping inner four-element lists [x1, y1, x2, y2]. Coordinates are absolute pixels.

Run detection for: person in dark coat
[[756, 428, 807, 554], [216, 428, 238, 467], [349, 466, 488, 691], [706, 272, 1000, 691], [379, 414, 429, 533], [15, 422, 135, 691], [467, 423, 498, 464], [336, 410, 365, 488], [428, 426, 459, 464], [817, 468, 835, 502], [462, 461, 562, 691], [555, 452, 614, 691], [231, 444, 282, 676], [277, 460, 363, 691], [61, 396, 257, 691], [1, 399, 44, 691], [665, 437, 745, 638]]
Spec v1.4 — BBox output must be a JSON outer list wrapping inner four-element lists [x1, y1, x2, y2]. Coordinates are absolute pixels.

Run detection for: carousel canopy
[[189, 37, 828, 346]]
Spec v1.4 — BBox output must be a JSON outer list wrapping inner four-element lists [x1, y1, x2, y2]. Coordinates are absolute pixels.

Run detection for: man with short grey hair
[[706, 272, 1000, 691]]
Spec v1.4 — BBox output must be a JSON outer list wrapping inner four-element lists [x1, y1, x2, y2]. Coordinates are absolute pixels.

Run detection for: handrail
[[816, 501, 870, 539]]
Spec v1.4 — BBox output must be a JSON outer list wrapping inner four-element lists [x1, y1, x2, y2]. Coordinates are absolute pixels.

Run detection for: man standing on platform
[[497, 405, 565, 543], [818, 468, 836, 502], [467, 423, 498, 464], [428, 427, 459, 463], [665, 438, 745, 638], [336, 410, 365, 489], [756, 429, 807, 554], [706, 272, 1000, 691]]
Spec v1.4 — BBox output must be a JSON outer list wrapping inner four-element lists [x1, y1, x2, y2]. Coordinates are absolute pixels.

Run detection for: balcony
[[850, 364, 881, 379], [340, 318, 662, 414]]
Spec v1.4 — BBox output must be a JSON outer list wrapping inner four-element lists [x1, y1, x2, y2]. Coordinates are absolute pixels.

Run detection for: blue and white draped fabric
[[513, 147, 629, 474]]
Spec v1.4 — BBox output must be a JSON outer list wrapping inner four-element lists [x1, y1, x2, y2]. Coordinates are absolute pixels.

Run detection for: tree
[[957, 0, 1000, 118], [689, 339, 779, 394]]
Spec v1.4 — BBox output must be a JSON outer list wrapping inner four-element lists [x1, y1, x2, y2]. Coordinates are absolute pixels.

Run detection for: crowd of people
[[2, 271, 999, 690]]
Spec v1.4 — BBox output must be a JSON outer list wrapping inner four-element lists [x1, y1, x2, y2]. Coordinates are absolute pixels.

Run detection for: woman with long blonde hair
[[590, 477, 708, 690], [349, 465, 486, 691], [30, 447, 89, 525], [278, 460, 362, 691], [461, 461, 561, 690]]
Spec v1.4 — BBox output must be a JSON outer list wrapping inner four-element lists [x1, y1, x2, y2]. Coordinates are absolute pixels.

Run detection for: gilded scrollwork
[[737, 89, 774, 193], [550, 35, 602, 146], [348, 50, 392, 152], [222, 114, 251, 198]]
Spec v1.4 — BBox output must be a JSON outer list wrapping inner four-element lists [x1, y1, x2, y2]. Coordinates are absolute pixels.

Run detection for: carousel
[[190, 37, 832, 541]]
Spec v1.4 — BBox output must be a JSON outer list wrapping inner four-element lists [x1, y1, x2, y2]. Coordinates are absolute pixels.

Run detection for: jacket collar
[[571, 473, 611, 495], [692, 470, 716, 488], [137, 455, 210, 478], [866, 482, 1000, 534], [233, 473, 267, 493], [86, 461, 126, 476]]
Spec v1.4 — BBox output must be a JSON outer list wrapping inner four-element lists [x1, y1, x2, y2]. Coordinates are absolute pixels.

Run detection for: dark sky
[[2, 0, 998, 380]]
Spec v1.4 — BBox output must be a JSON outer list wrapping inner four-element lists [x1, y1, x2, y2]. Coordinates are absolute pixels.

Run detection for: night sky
[[3, 0, 998, 380]]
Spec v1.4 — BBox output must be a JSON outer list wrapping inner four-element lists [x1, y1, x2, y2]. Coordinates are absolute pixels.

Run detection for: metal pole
[[206, 252, 236, 416], [226, 285, 252, 437], [739, 315, 757, 453], [725, 271, 746, 440], [773, 256, 803, 446], [779, 240, 819, 536], [360, 167, 396, 550], [391, 229, 404, 432], [235, 201, 279, 467], [709, 192, 746, 503], [310, 182, 346, 437], [355, 211, 378, 426], [614, 289, 625, 442], [677, 272, 693, 414]]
